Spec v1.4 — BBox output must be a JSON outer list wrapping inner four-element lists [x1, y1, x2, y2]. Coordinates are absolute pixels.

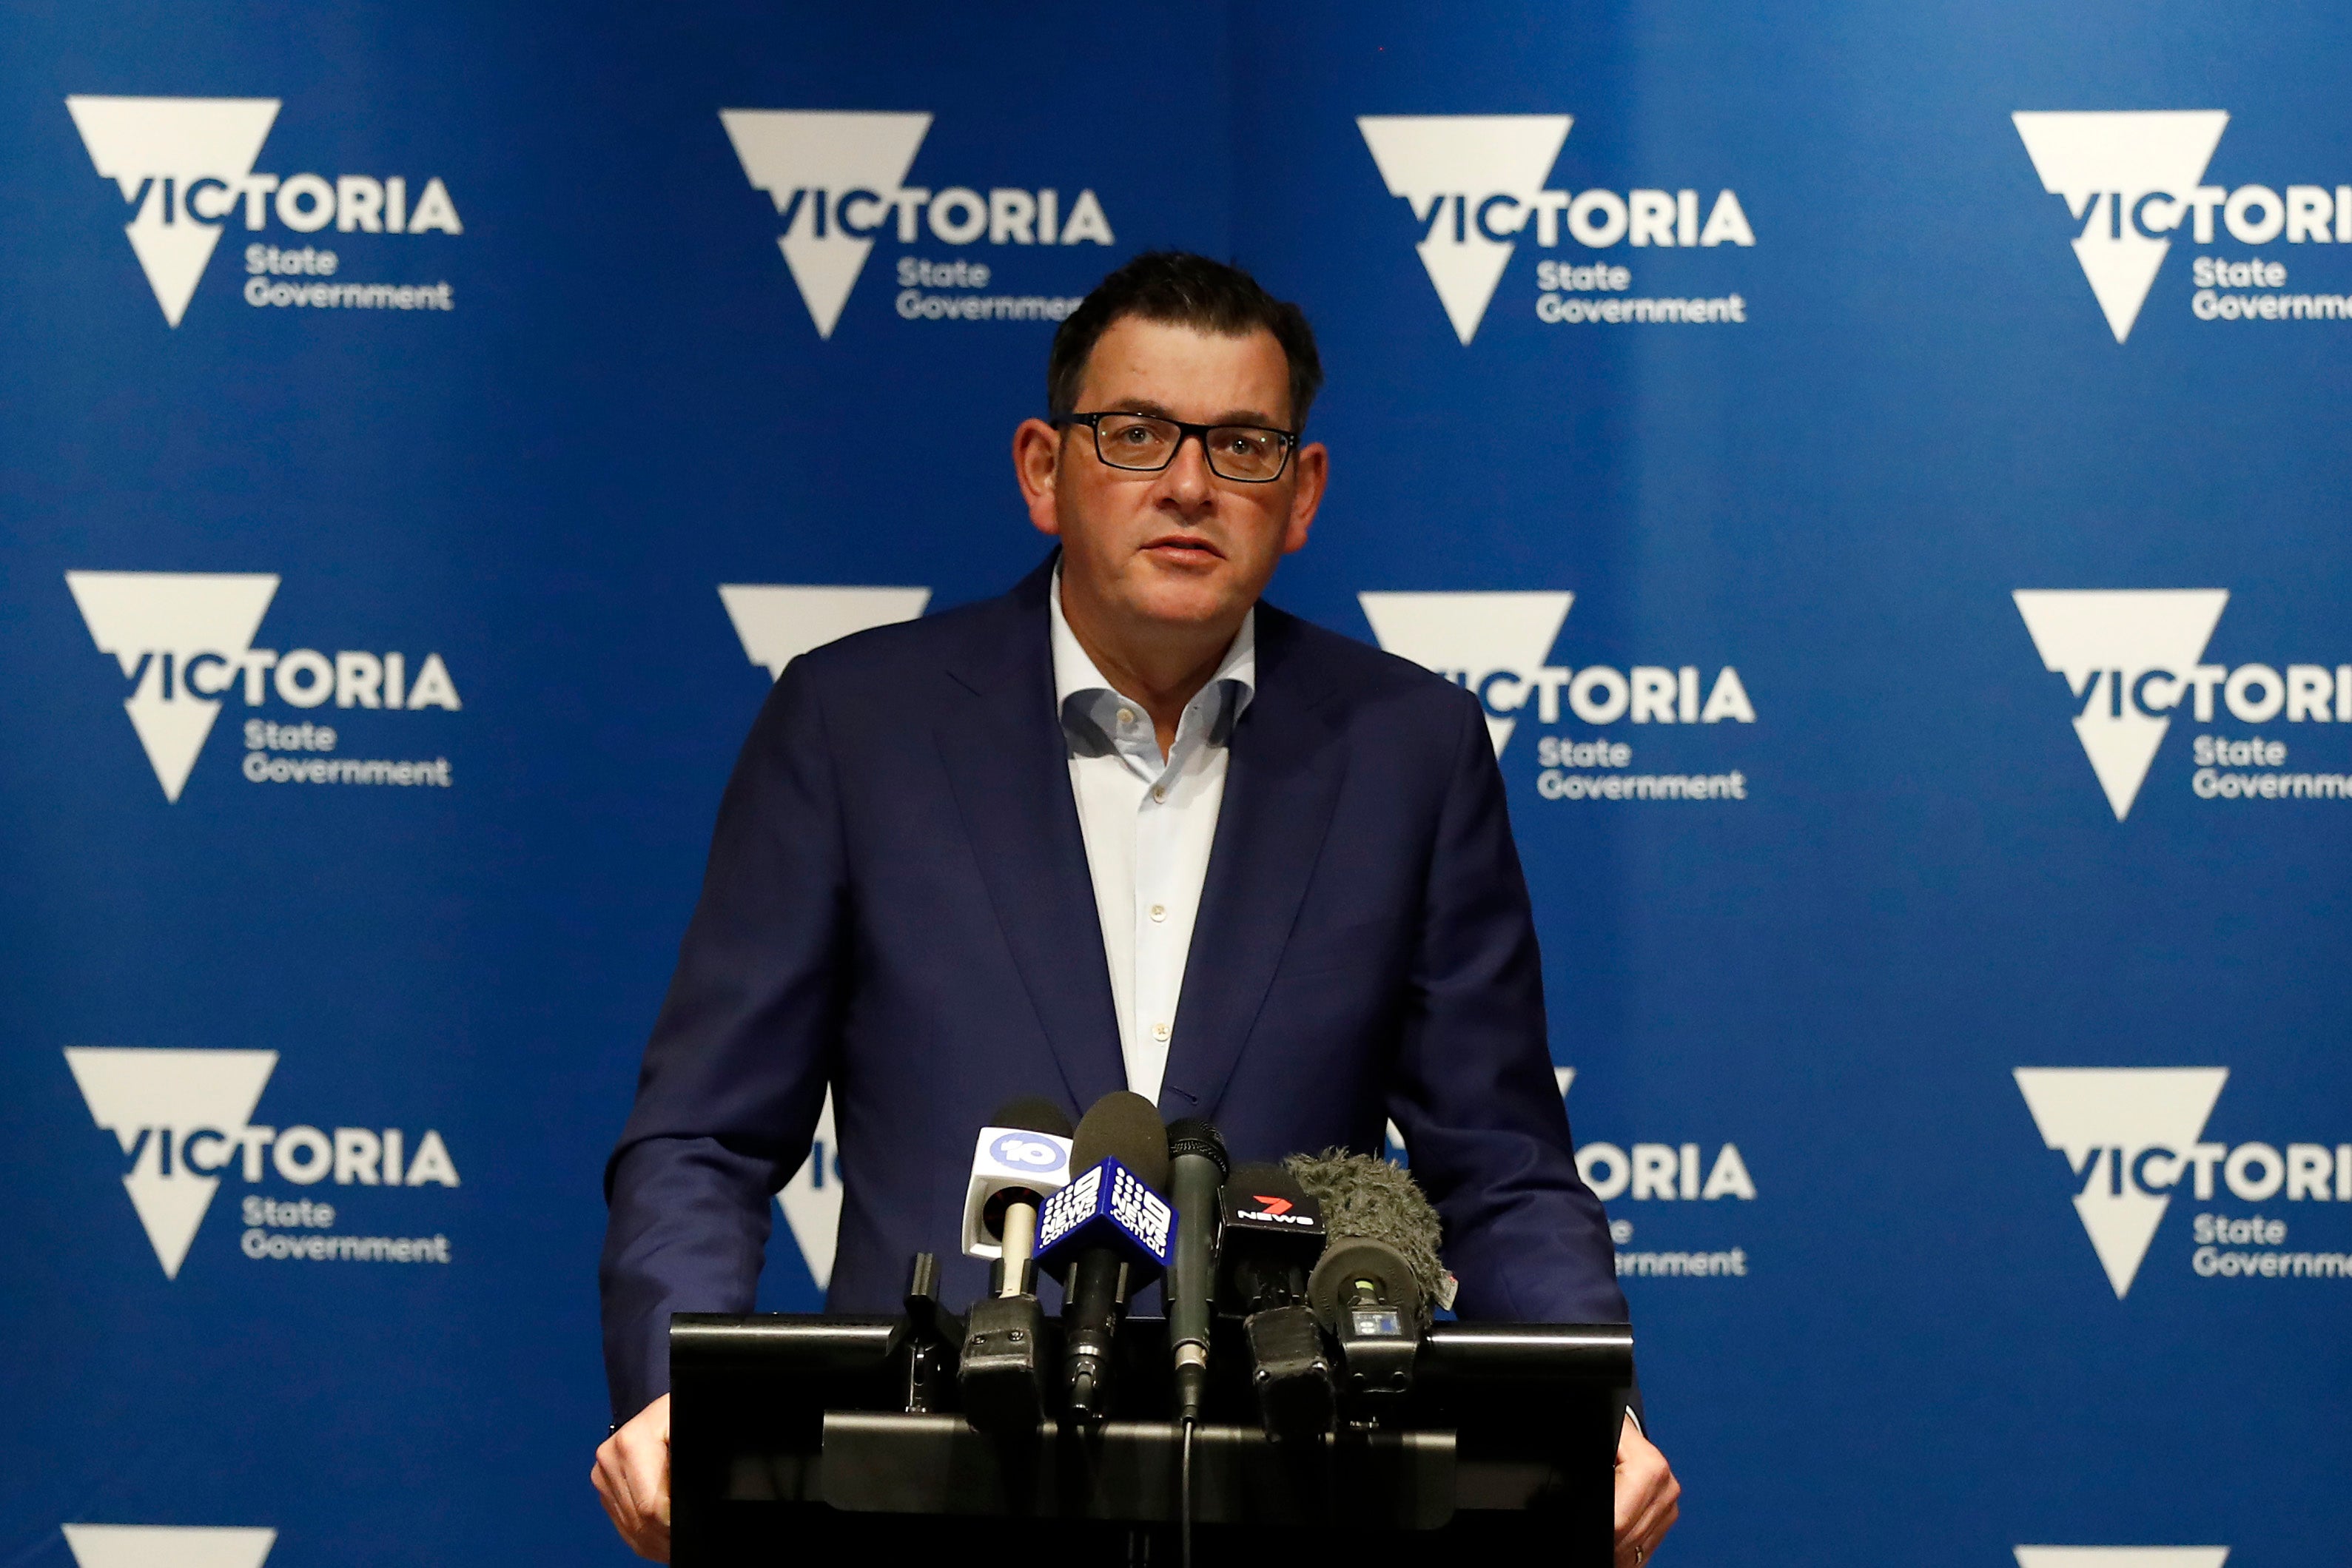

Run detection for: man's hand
[[1614, 1410, 1679, 1566], [593, 1393, 671, 1562]]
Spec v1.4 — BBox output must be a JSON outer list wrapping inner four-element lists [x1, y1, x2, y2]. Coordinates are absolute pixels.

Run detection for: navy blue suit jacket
[[600, 557, 1627, 1420]]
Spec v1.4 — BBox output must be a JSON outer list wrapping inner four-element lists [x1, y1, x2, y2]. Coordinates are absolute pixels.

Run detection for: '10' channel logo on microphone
[[989, 1131, 1067, 1173]]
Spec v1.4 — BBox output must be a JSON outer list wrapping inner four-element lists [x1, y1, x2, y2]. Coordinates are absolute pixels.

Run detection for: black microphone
[[1038, 1090, 1172, 1421], [1288, 1151, 1446, 1412], [1163, 1117, 1229, 1424], [1217, 1160, 1332, 1439], [958, 1097, 1076, 1432]]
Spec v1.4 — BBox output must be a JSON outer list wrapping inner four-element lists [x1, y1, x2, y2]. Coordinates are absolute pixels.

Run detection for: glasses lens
[[1093, 414, 1180, 470], [1206, 426, 1290, 482]]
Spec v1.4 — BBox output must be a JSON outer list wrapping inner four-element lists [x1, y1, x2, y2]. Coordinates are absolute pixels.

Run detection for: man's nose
[[1154, 431, 1217, 508]]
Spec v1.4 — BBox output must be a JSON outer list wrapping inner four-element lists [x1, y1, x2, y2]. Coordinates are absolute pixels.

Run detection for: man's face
[[1016, 315, 1327, 638]]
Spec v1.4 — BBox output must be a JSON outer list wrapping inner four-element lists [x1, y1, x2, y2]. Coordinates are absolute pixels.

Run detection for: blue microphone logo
[[989, 1131, 1067, 1173], [1036, 1157, 1175, 1271]]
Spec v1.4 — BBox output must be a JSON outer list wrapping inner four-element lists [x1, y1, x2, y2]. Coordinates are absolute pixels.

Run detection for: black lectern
[[671, 1298, 1630, 1566]]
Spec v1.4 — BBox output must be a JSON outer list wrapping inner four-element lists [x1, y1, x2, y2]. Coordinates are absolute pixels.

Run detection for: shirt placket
[[1098, 699, 1155, 1076], [1129, 692, 1214, 1090]]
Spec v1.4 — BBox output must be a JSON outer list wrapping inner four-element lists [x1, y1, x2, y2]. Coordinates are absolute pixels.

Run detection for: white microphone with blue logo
[[957, 1097, 1074, 1432], [1036, 1090, 1175, 1421], [960, 1098, 1077, 1296]]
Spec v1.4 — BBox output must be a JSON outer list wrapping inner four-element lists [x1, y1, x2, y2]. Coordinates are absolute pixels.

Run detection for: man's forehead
[[1077, 316, 1291, 424]]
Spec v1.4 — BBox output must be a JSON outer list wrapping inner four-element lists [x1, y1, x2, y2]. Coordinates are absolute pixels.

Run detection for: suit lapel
[[1159, 606, 1345, 1122], [937, 559, 1128, 1111]]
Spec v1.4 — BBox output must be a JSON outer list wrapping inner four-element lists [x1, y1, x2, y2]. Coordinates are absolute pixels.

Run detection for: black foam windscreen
[[1069, 1089, 1172, 1191], [989, 1095, 1074, 1137]]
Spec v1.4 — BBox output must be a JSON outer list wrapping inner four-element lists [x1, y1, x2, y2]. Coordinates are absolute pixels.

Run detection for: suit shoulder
[[1264, 604, 1482, 716], [784, 590, 1009, 689]]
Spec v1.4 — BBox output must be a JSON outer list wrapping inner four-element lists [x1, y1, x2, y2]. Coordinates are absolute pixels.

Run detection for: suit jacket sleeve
[[598, 659, 847, 1422], [1385, 687, 1631, 1328]]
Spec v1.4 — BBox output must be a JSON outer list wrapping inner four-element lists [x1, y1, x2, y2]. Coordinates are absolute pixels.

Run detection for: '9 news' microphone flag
[[1036, 1091, 1173, 1421]]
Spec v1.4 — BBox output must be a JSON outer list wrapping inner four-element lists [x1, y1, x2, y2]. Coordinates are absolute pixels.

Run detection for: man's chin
[[1118, 579, 1251, 633]]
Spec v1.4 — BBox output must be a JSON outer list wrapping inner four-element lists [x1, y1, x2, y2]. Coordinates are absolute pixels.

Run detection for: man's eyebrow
[[1093, 396, 1288, 428], [1096, 397, 1180, 420]]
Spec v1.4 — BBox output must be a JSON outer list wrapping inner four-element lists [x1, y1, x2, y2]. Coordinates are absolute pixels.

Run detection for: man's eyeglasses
[[1055, 411, 1299, 483]]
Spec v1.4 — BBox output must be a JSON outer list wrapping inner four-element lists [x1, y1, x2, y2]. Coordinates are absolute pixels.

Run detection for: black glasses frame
[[1055, 411, 1300, 483]]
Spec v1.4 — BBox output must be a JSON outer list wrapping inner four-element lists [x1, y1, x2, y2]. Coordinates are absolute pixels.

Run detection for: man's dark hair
[[1046, 251, 1324, 430]]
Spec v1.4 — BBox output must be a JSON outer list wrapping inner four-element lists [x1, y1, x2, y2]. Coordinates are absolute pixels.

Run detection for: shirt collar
[[1050, 565, 1257, 728]]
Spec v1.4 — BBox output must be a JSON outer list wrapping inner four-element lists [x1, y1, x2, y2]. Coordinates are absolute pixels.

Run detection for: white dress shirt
[[1050, 570, 1256, 1106]]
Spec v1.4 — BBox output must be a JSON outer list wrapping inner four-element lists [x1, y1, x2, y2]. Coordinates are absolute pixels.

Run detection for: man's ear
[[1013, 418, 1064, 536], [1281, 440, 1329, 556]]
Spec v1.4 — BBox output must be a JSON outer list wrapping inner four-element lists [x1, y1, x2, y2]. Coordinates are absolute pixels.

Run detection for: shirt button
[[1149, 904, 1166, 921], [1117, 707, 1135, 726], [1152, 1022, 1170, 1043], [1152, 787, 1166, 802]]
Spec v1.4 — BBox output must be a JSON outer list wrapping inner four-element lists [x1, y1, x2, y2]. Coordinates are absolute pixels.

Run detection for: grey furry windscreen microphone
[[1284, 1150, 1445, 1326], [1286, 1150, 1445, 1409], [1163, 1117, 1229, 1423]]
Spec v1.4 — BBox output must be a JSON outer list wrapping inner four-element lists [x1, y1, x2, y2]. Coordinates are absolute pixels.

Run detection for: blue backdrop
[[5, 4, 2348, 1565]]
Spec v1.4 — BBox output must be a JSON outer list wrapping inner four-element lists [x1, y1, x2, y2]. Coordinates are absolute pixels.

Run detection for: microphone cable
[[1179, 1413, 1196, 1568]]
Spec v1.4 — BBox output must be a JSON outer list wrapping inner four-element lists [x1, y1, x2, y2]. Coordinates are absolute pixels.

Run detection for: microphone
[[957, 1097, 1074, 1432], [1163, 1117, 1229, 1424], [1288, 1151, 1446, 1412], [1037, 1091, 1173, 1421], [1217, 1161, 1332, 1439], [959, 1096, 1076, 1295]]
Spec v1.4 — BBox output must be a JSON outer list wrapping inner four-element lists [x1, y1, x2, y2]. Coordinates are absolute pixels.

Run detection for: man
[[594, 252, 1679, 1564]]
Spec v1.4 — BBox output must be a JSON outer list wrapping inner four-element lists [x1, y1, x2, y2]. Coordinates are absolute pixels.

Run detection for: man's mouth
[[1142, 534, 1223, 562]]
